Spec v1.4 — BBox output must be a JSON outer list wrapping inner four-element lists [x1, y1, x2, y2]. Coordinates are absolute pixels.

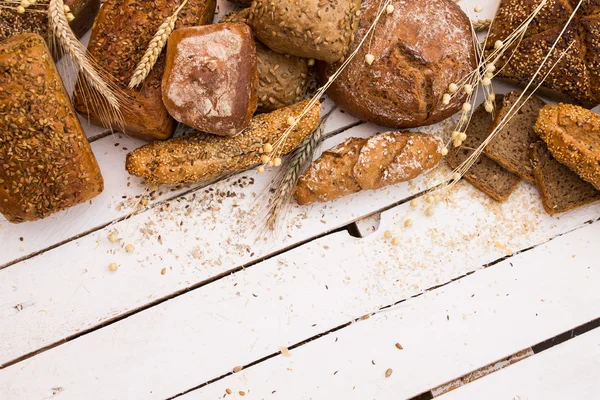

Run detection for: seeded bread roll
[[534, 103, 600, 190], [248, 0, 362, 63], [0, 34, 104, 223], [0, 0, 100, 43], [487, 0, 600, 106], [126, 100, 321, 185], [320, 0, 476, 129], [162, 23, 258, 137], [294, 132, 443, 205], [73, 0, 217, 141], [220, 9, 310, 113]]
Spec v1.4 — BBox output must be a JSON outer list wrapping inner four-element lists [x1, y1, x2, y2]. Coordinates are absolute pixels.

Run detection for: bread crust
[[534, 103, 600, 190], [320, 0, 475, 129], [73, 0, 216, 141], [294, 132, 443, 205], [0, 34, 103, 223], [162, 23, 258, 137]]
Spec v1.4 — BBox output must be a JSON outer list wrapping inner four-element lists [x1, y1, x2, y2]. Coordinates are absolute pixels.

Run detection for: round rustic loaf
[[248, 0, 362, 63], [320, 0, 476, 128]]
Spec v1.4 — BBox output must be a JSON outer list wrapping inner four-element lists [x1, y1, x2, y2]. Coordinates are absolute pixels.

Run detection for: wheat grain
[[128, 0, 188, 89]]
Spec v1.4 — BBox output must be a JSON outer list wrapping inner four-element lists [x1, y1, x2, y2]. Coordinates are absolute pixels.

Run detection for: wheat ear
[[48, 0, 125, 125], [128, 0, 188, 89], [264, 107, 336, 231], [472, 19, 492, 32]]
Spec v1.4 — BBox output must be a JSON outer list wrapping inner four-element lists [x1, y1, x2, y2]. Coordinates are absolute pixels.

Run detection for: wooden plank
[[1, 183, 598, 399], [175, 222, 600, 400], [437, 328, 600, 400]]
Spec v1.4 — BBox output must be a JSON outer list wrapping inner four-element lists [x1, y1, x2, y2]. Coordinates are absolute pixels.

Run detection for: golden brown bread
[[0, 0, 100, 43], [126, 100, 321, 185], [320, 0, 475, 129], [247, 0, 362, 63], [487, 0, 600, 106], [534, 103, 600, 190], [162, 23, 258, 136], [294, 132, 443, 205], [73, 0, 216, 141], [0, 34, 103, 223]]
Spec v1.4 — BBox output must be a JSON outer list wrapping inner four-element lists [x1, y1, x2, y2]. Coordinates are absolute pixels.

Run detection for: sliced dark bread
[[530, 141, 600, 215], [447, 97, 521, 201], [485, 91, 547, 183]]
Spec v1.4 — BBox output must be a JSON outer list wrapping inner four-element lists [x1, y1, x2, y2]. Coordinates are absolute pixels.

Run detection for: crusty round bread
[[320, 0, 476, 128]]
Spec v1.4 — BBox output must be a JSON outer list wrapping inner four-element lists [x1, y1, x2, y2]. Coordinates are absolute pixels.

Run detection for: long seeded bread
[[0, 34, 104, 223], [530, 141, 600, 215], [485, 91, 547, 183], [447, 97, 521, 201], [534, 103, 600, 190]]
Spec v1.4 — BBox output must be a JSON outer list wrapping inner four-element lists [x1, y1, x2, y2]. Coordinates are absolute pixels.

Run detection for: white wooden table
[[1, 1, 600, 399]]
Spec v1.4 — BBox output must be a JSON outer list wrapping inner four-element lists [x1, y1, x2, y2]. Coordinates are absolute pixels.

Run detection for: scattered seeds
[[108, 263, 118, 272], [385, 368, 393, 377], [395, 343, 403, 350], [404, 219, 413, 228], [107, 233, 119, 243], [161, 268, 167, 275], [239, 391, 246, 396], [125, 244, 135, 253], [391, 237, 400, 245], [384, 230, 393, 239], [225, 388, 232, 395], [233, 366, 243, 373]]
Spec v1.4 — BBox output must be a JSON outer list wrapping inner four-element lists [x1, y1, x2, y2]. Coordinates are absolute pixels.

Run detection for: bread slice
[[534, 103, 600, 191], [447, 97, 521, 201], [530, 142, 600, 215], [485, 91, 547, 183]]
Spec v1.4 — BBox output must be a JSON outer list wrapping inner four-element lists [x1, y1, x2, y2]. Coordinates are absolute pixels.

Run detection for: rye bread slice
[[485, 91, 547, 183], [530, 141, 600, 215], [447, 97, 521, 201]]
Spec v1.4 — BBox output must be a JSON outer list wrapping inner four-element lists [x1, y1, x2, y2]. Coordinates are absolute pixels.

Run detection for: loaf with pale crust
[[294, 132, 443, 205], [0, 34, 103, 223]]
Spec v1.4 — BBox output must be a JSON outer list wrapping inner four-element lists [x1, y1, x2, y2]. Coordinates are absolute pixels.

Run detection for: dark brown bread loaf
[[294, 132, 443, 205], [247, 0, 362, 63], [220, 9, 310, 113], [447, 97, 521, 202], [320, 0, 476, 129], [73, 0, 216, 141], [487, 0, 600, 106], [485, 91, 547, 183], [530, 142, 600, 215], [534, 103, 600, 190], [162, 24, 258, 137], [0, 0, 100, 43], [0, 34, 103, 223]]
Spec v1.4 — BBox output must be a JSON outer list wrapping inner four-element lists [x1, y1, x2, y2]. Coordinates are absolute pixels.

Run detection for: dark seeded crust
[[320, 0, 476, 129], [485, 91, 547, 183], [162, 24, 258, 137], [530, 141, 600, 214], [0, 34, 103, 223], [534, 103, 600, 190], [447, 97, 521, 201], [0, 0, 100, 43], [487, 0, 600, 106], [73, 0, 217, 141], [248, 0, 362, 63]]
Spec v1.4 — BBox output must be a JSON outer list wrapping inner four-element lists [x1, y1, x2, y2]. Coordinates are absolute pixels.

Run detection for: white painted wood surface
[[1, 0, 600, 399]]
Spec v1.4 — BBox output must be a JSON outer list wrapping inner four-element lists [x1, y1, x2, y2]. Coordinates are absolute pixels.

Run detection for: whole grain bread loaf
[[534, 103, 600, 190], [447, 97, 522, 202], [162, 23, 258, 137], [0, 0, 100, 43], [320, 0, 476, 129], [73, 0, 216, 141], [294, 132, 443, 205], [485, 91, 547, 183], [0, 34, 103, 223], [487, 0, 600, 106], [248, 0, 362, 63], [530, 141, 600, 215], [126, 100, 321, 185]]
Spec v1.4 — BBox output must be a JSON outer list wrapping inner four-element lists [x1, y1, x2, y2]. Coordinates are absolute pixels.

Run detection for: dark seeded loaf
[[530, 141, 600, 215], [447, 97, 521, 201], [485, 91, 547, 183]]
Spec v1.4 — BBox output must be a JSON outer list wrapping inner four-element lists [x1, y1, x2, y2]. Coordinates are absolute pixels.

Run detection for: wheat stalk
[[264, 108, 336, 231], [48, 0, 126, 126], [128, 0, 188, 89]]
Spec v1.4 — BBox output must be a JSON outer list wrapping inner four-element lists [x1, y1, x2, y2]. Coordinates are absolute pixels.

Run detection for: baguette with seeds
[[126, 100, 321, 185]]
